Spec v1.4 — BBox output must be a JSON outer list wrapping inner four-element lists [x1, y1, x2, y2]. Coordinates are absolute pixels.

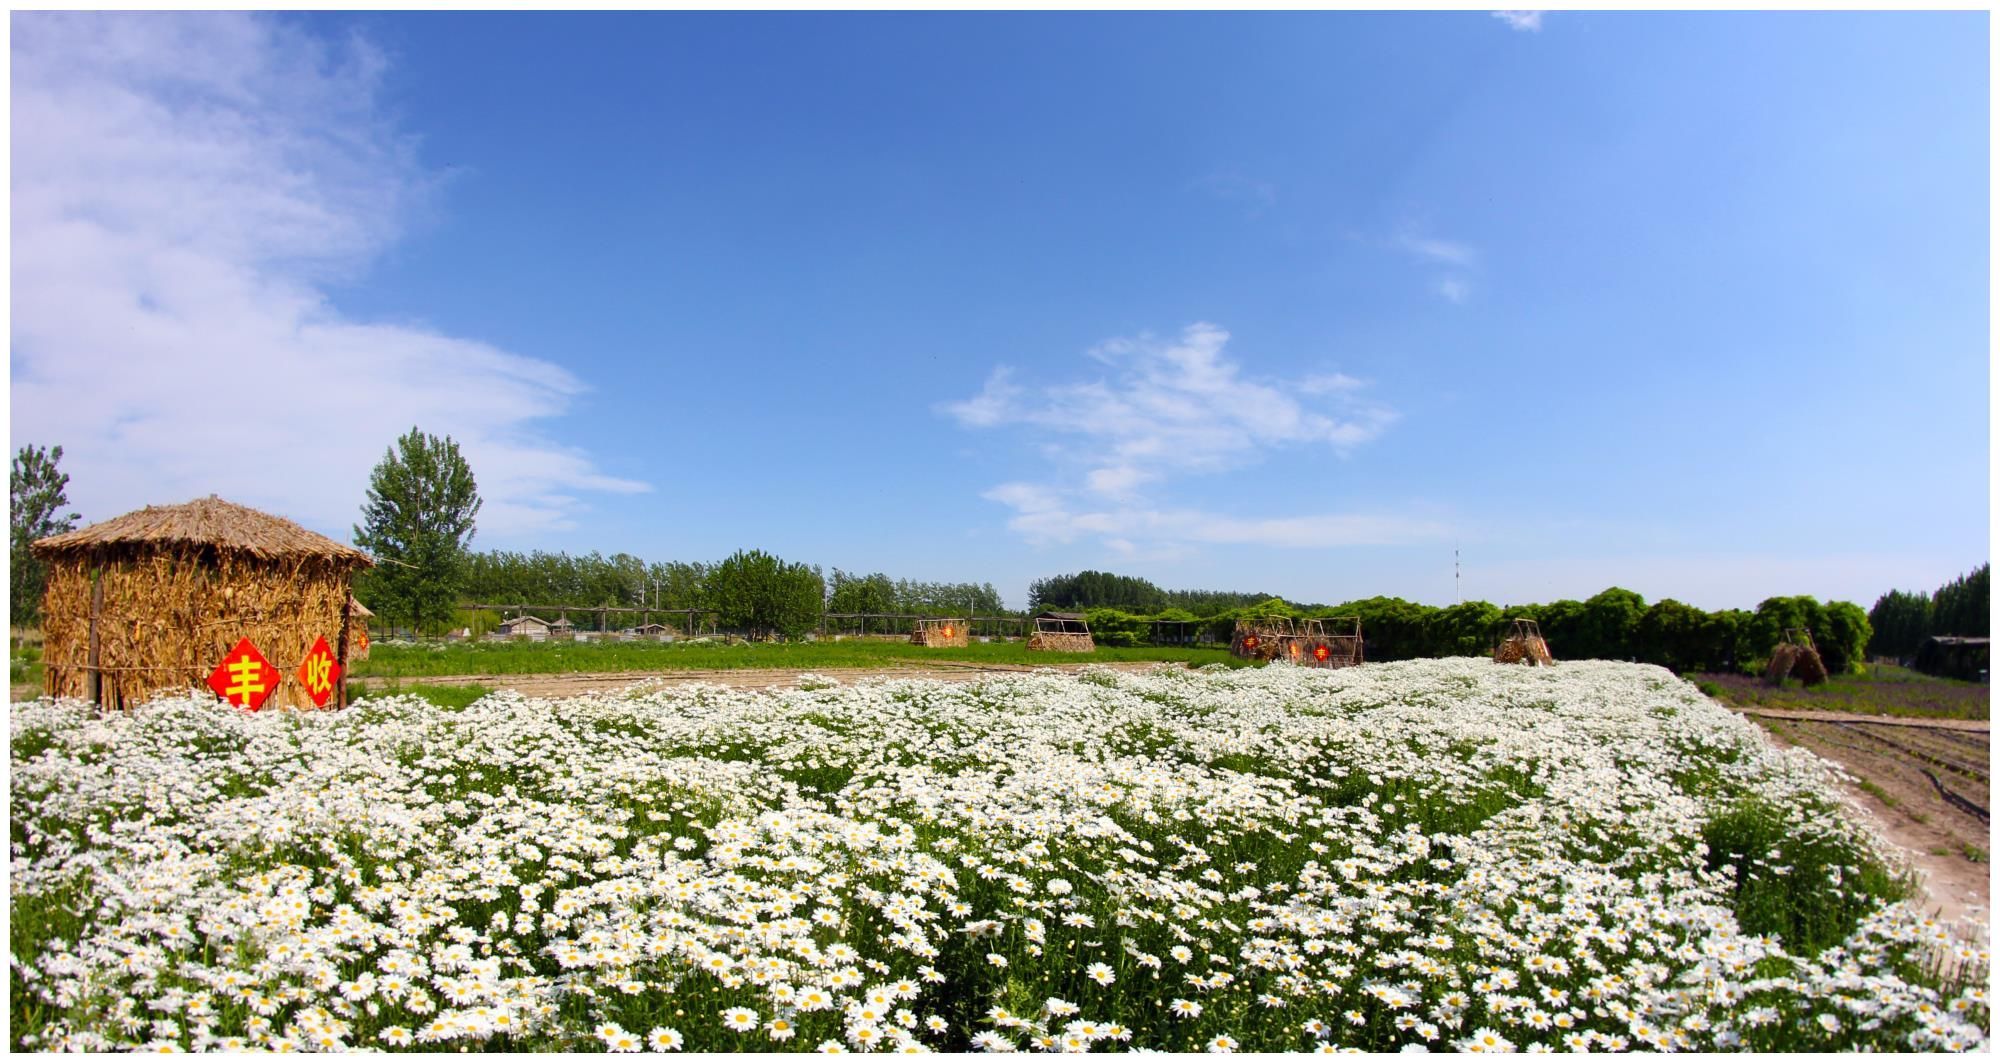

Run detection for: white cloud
[[946, 323, 1438, 555], [9, 13, 647, 542], [1397, 234, 1478, 267], [985, 496, 1451, 551], [945, 322, 1396, 476], [1437, 277, 1470, 304], [1492, 11, 1545, 33]]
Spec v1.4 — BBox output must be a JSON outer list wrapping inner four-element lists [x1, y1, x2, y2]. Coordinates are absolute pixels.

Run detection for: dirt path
[[352, 659, 1185, 698], [1745, 714, 1989, 937], [1727, 706, 1988, 732]]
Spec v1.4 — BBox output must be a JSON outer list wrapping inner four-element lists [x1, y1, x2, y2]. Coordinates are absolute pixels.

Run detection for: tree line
[[1865, 563, 1990, 660], [1028, 569, 1276, 615], [1073, 587, 1873, 676]]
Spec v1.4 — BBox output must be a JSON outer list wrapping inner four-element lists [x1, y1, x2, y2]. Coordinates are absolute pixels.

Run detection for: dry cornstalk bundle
[[1028, 613, 1095, 652], [1765, 643, 1801, 684], [1297, 617, 1365, 669], [1494, 618, 1555, 666], [32, 497, 372, 711], [1230, 616, 1296, 661], [909, 618, 969, 648]]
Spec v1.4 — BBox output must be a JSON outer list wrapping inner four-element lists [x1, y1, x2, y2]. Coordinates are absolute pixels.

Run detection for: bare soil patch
[[1742, 710, 1990, 936]]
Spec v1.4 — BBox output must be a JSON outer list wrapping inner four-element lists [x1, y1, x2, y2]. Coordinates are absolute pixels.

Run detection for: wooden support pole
[[335, 591, 352, 710], [87, 570, 103, 708]]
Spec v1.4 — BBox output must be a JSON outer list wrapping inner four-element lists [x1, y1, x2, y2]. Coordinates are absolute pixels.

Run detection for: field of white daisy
[[10, 658, 1990, 1052]]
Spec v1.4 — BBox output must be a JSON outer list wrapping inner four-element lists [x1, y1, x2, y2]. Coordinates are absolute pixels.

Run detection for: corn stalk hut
[[1028, 612, 1095, 652], [32, 496, 374, 711], [1230, 616, 1296, 662], [345, 596, 373, 660], [1494, 618, 1555, 666], [910, 618, 969, 648], [1296, 617, 1365, 669]]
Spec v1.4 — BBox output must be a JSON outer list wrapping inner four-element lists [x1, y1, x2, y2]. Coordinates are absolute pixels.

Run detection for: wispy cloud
[[9, 13, 647, 541], [946, 323, 1440, 554], [1492, 11, 1545, 33], [977, 491, 1451, 551], [1395, 231, 1478, 303], [943, 323, 1397, 485], [1397, 234, 1477, 267]]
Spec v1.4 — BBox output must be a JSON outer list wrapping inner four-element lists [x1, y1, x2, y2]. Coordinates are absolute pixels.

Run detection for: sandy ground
[[1730, 706, 1990, 937]]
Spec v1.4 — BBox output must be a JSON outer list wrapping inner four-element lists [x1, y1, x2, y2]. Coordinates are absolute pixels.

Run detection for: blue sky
[[10, 11, 1989, 611]]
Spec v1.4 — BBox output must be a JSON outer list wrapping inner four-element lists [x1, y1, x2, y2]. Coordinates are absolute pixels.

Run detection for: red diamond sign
[[296, 635, 341, 708], [206, 637, 280, 711]]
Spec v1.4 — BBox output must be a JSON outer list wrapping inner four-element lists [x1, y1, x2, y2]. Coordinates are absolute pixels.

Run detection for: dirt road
[[1738, 710, 1989, 936]]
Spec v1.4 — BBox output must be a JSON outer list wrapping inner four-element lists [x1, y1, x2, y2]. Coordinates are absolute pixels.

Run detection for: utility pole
[[1455, 543, 1461, 606]]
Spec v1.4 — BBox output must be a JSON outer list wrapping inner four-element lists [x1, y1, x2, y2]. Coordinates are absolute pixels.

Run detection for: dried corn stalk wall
[[1765, 642, 1828, 686], [909, 622, 969, 648], [1027, 632, 1095, 653], [1494, 635, 1555, 666], [41, 549, 353, 711]]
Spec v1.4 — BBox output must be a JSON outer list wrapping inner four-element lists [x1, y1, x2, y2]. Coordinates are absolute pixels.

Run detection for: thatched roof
[[33, 495, 373, 568], [347, 596, 375, 618]]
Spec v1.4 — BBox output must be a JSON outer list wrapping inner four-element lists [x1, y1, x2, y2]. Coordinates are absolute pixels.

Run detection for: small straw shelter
[[1230, 616, 1297, 661], [1766, 627, 1828, 686], [1296, 617, 1364, 669], [32, 496, 373, 711], [910, 618, 969, 648], [345, 596, 374, 660], [1494, 618, 1555, 666], [1028, 612, 1095, 652]]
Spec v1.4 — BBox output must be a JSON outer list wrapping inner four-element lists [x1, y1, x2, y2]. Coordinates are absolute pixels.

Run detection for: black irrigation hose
[[1831, 723, 1990, 786], [1922, 768, 1991, 823]]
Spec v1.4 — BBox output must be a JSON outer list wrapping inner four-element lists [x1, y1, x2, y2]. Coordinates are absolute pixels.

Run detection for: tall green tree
[[1817, 601, 1872, 675], [1866, 589, 1932, 661], [10, 444, 80, 626], [707, 549, 823, 639], [353, 428, 482, 637]]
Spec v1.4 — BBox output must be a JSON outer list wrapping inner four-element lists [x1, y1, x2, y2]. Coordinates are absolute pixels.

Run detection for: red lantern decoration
[[1314, 643, 1331, 662]]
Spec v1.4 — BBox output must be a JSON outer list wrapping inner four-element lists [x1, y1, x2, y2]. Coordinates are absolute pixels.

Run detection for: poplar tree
[[353, 428, 482, 637]]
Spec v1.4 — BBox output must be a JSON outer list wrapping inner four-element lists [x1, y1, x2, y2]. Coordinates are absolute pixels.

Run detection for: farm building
[[1913, 636, 1989, 682], [632, 622, 672, 639], [31, 496, 372, 711], [910, 618, 968, 648], [498, 615, 552, 640], [1028, 611, 1094, 652], [345, 596, 373, 660]]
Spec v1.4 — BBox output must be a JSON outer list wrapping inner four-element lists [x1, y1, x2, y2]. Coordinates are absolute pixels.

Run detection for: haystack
[[1230, 616, 1296, 661], [1298, 617, 1365, 669], [910, 618, 969, 648], [1766, 628, 1827, 686], [1028, 612, 1095, 652], [1495, 618, 1555, 666], [32, 496, 373, 711]]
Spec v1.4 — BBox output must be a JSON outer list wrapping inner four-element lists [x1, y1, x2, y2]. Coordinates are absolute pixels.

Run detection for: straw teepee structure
[[32, 496, 373, 711], [345, 596, 374, 660], [1494, 618, 1555, 666], [910, 618, 969, 648]]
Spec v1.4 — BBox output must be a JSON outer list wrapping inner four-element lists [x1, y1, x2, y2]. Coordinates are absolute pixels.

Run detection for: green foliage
[[9, 444, 79, 626], [1701, 797, 1909, 956], [1574, 587, 1647, 661], [1749, 595, 1826, 664], [1868, 589, 1933, 660], [353, 428, 482, 637], [705, 549, 824, 639], [1429, 600, 1501, 656], [1931, 563, 1990, 638], [1029, 569, 1271, 614], [1637, 598, 1708, 673], [1082, 608, 1150, 647], [1817, 600, 1871, 675]]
